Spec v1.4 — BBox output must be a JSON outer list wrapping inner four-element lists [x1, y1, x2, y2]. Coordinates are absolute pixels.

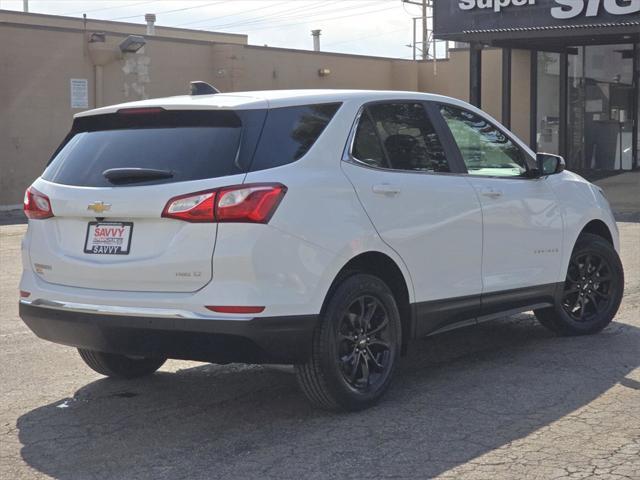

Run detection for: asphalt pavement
[[1, 222, 638, 480]]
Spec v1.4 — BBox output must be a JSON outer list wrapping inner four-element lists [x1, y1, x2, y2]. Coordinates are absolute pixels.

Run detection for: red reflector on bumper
[[205, 306, 265, 314], [20, 290, 31, 298]]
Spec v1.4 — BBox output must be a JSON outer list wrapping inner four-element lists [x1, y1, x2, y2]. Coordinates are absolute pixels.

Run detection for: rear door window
[[352, 112, 388, 168], [249, 103, 341, 172], [365, 103, 451, 173]]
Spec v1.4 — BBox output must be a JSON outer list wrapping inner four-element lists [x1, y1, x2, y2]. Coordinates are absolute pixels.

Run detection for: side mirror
[[536, 153, 566, 176]]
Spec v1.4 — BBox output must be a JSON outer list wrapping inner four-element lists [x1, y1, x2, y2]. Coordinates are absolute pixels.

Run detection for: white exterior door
[[438, 104, 564, 295], [466, 176, 564, 293]]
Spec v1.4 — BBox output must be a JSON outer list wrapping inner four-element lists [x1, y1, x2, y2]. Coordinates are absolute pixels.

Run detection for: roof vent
[[190, 81, 220, 96]]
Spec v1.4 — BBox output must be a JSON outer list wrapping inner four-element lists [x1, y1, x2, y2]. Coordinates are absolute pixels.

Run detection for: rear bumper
[[19, 301, 317, 364]]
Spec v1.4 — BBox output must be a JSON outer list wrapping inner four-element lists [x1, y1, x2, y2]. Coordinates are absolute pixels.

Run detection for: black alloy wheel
[[295, 273, 402, 411], [535, 233, 624, 336], [562, 252, 614, 322], [337, 295, 393, 391]]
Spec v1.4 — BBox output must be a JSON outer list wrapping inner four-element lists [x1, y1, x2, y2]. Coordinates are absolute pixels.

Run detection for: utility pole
[[412, 17, 417, 60], [421, 0, 427, 61], [403, 0, 431, 60]]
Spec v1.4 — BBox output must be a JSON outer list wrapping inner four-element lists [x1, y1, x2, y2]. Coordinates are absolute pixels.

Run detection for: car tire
[[535, 233, 624, 336], [77, 349, 166, 379], [295, 274, 402, 411]]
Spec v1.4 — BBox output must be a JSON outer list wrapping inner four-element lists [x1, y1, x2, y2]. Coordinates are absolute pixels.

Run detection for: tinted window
[[250, 103, 341, 171], [367, 103, 450, 172], [42, 128, 242, 187], [42, 110, 260, 187], [352, 112, 387, 168], [440, 105, 532, 177]]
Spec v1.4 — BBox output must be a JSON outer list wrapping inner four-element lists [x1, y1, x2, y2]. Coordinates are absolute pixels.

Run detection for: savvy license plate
[[84, 222, 133, 255]]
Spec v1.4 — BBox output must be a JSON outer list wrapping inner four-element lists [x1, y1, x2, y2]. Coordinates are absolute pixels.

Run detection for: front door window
[[440, 105, 533, 177]]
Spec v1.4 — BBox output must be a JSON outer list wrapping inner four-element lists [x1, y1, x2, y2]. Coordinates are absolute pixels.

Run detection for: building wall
[[418, 51, 469, 102], [0, 24, 95, 207], [511, 49, 532, 146], [0, 11, 529, 206], [211, 45, 416, 92], [481, 49, 503, 122]]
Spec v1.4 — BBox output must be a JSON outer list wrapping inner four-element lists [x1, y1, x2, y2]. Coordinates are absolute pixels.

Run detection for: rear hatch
[[28, 107, 266, 292]]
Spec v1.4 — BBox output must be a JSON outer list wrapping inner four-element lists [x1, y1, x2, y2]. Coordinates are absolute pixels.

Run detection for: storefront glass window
[[536, 52, 561, 155], [636, 43, 639, 170], [567, 44, 635, 171]]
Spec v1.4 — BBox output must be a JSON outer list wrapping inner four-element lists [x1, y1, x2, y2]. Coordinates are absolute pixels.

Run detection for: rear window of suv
[[42, 103, 341, 187], [42, 110, 255, 187]]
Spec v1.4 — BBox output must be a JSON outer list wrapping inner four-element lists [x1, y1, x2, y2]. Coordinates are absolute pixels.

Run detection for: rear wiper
[[103, 168, 174, 184]]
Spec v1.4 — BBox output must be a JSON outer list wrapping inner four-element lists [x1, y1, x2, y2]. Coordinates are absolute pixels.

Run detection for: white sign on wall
[[70, 79, 89, 109]]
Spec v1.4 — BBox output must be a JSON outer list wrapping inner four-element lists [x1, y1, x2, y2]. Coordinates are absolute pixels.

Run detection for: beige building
[[0, 10, 531, 207]]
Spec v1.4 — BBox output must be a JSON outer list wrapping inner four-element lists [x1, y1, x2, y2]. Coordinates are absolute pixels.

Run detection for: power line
[[196, 2, 391, 32], [175, 1, 290, 27], [68, 1, 158, 16], [401, 0, 421, 17], [237, 4, 399, 33], [324, 27, 407, 48], [108, 1, 228, 21], [195, 1, 355, 31], [187, 1, 331, 30]]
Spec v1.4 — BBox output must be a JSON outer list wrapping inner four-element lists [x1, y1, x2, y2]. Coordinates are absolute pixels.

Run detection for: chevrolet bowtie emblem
[[87, 201, 112, 214]]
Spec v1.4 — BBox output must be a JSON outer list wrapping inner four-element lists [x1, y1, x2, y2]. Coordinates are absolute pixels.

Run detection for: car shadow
[[17, 314, 639, 480]]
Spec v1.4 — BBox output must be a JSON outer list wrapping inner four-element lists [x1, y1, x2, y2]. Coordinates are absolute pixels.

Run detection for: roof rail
[[190, 81, 220, 96]]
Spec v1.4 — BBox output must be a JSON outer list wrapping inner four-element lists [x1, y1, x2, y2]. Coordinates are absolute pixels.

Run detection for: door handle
[[480, 188, 503, 199], [372, 184, 401, 196]]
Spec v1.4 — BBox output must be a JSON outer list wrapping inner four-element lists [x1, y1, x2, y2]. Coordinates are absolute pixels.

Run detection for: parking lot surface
[[1, 223, 638, 480]]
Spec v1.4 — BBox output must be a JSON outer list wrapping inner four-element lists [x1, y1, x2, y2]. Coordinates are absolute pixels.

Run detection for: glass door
[[567, 44, 635, 171], [536, 52, 561, 155]]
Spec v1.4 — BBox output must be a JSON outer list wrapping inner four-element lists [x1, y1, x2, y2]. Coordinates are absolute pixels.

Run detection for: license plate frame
[[83, 221, 133, 255]]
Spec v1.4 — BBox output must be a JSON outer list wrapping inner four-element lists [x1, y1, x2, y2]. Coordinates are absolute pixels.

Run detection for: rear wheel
[[295, 274, 401, 411], [78, 349, 166, 379], [535, 233, 624, 336]]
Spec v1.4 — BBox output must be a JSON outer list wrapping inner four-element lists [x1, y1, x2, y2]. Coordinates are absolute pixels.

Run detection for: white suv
[[19, 88, 624, 411]]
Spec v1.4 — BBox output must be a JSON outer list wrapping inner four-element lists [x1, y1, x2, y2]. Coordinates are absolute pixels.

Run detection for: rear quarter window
[[249, 103, 341, 172]]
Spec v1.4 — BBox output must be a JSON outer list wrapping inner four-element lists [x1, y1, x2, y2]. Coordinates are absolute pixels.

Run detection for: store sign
[[435, 0, 640, 36], [459, 0, 639, 16]]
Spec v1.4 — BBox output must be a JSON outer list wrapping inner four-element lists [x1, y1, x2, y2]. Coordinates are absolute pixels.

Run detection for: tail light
[[162, 183, 286, 224], [161, 191, 216, 223], [24, 186, 54, 219]]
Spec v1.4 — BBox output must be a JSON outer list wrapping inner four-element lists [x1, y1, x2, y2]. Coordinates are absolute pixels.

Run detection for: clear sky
[[0, 0, 434, 59]]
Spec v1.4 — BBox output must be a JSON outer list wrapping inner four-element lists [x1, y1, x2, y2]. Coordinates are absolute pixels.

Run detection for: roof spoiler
[[190, 81, 220, 96]]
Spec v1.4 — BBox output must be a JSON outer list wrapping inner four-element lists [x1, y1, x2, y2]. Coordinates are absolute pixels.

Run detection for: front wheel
[[295, 274, 402, 411], [78, 349, 166, 379], [535, 233, 624, 336]]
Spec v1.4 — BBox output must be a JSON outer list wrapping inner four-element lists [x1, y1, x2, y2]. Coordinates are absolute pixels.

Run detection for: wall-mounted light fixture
[[89, 32, 106, 43], [318, 68, 331, 77], [119, 35, 146, 53]]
